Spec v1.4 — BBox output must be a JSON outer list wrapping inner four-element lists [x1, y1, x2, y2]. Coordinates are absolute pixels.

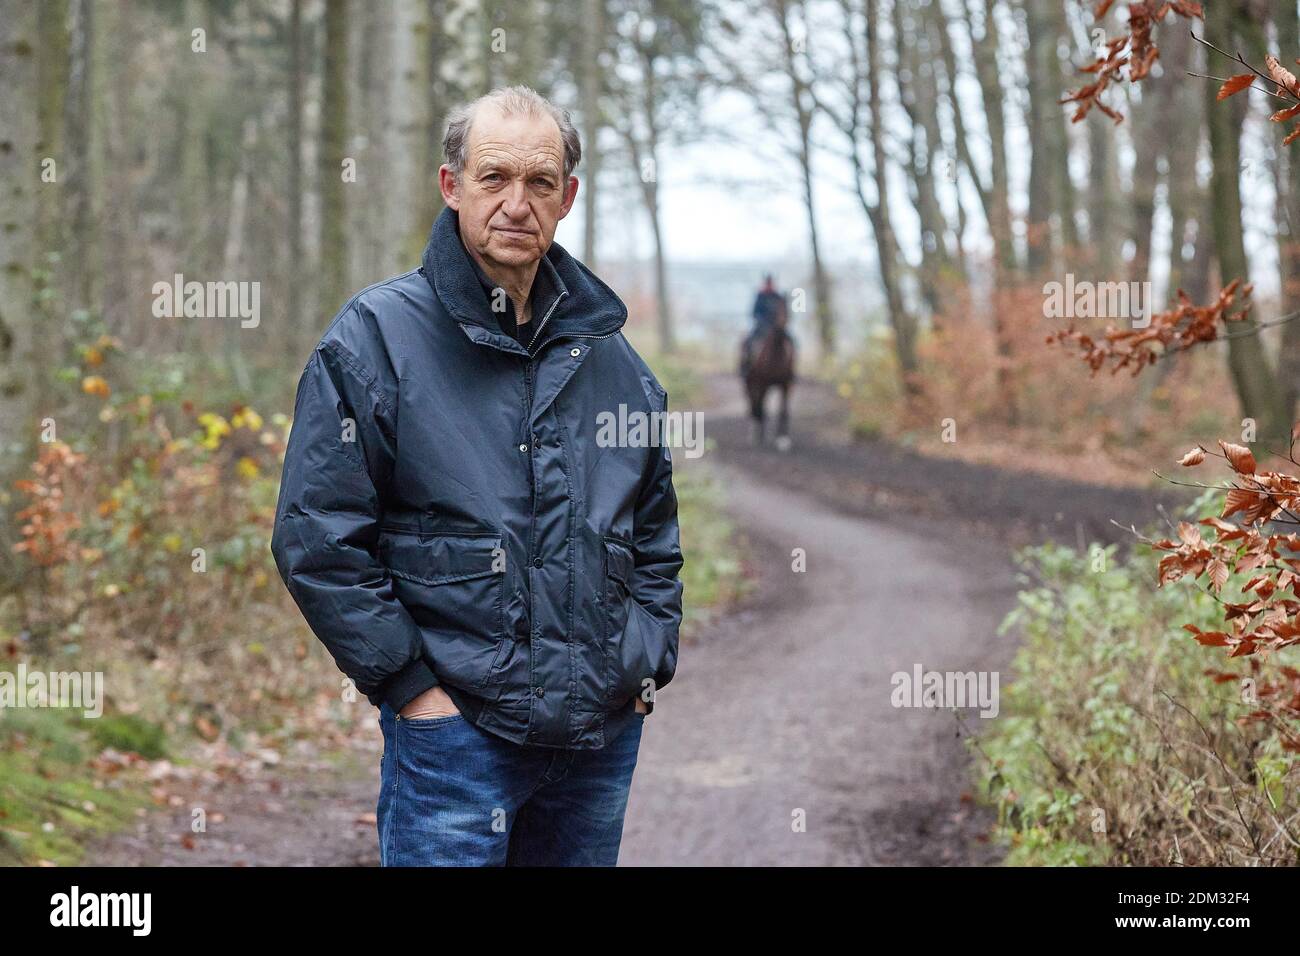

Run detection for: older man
[[270, 86, 682, 866]]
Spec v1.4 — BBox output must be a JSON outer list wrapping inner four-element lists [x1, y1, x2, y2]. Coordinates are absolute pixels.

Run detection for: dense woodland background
[[4, 1, 1300, 471], [3, 0, 1300, 866]]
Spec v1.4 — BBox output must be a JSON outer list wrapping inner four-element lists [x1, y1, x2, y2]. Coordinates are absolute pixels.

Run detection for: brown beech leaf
[[1285, 127, 1300, 147], [1221, 601, 1259, 620], [1201, 516, 1247, 540], [1272, 103, 1300, 122], [1048, 281, 1252, 376], [1219, 440, 1257, 475], [1208, 558, 1230, 593], [1178, 447, 1205, 466], [1267, 54, 1300, 97], [1177, 521, 1203, 548], [1223, 487, 1263, 520], [1228, 639, 1258, 658], [1065, 0, 1202, 123], [1218, 73, 1256, 100], [1196, 515, 1248, 546], [1185, 624, 1231, 647], [1158, 552, 1189, 585]]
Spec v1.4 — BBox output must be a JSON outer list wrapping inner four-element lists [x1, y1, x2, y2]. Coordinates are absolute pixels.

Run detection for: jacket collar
[[421, 207, 627, 351]]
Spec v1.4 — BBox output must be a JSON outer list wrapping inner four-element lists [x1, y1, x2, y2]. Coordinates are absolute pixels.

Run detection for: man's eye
[[532, 179, 553, 189], [482, 173, 503, 183]]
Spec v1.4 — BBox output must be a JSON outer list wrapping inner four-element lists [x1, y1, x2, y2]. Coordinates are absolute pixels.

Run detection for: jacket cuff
[[381, 658, 439, 713]]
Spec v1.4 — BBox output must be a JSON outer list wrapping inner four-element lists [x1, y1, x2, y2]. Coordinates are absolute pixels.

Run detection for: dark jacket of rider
[[751, 289, 784, 335]]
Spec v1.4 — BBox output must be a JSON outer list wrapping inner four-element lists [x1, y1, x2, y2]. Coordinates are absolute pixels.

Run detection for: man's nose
[[501, 182, 530, 220]]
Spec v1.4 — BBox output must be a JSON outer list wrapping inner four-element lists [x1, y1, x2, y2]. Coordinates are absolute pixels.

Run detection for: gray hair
[[442, 85, 582, 180]]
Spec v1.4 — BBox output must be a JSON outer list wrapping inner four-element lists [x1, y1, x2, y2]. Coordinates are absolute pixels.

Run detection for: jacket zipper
[[562, 330, 621, 342], [522, 358, 537, 565], [525, 289, 569, 352]]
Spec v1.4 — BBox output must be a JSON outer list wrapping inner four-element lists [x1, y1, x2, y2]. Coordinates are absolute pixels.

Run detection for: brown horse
[[741, 301, 796, 449]]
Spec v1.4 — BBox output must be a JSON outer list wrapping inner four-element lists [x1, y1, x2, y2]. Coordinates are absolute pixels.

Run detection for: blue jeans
[[376, 703, 644, 866]]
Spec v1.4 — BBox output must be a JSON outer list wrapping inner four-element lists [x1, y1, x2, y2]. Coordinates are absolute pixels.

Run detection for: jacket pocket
[[378, 529, 510, 699], [601, 536, 641, 703]]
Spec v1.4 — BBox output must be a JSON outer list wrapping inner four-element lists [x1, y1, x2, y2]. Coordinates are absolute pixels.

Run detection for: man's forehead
[[467, 107, 563, 166]]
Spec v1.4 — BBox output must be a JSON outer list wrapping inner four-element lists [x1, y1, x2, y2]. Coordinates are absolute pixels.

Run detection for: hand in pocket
[[400, 685, 460, 720]]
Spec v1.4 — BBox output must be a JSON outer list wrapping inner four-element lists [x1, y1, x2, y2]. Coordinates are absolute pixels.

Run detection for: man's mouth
[[493, 226, 534, 236]]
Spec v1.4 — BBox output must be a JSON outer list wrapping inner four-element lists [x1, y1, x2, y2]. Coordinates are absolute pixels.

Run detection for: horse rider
[[741, 274, 789, 378]]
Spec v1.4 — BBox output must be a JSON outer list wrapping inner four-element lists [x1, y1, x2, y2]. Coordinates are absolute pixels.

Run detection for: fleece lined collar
[[421, 207, 627, 350], [462, 230, 563, 351]]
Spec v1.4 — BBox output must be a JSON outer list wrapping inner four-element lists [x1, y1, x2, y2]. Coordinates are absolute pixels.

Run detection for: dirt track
[[87, 376, 1182, 866], [619, 458, 1014, 865]]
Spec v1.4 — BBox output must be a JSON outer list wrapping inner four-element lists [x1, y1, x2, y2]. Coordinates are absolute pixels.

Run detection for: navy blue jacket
[[270, 208, 683, 749]]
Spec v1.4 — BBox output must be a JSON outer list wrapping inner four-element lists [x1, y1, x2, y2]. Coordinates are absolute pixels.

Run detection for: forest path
[[618, 377, 1016, 865]]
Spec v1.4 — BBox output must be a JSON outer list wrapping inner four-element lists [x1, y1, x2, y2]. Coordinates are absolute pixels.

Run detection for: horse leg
[[775, 383, 792, 452], [751, 384, 766, 446]]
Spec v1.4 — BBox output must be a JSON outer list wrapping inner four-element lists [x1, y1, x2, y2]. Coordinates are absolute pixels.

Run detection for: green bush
[[978, 540, 1300, 866]]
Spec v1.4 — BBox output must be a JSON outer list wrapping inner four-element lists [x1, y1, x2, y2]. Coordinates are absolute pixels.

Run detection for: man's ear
[[438, 165, 460, 210], [557, 176, 579, 219]]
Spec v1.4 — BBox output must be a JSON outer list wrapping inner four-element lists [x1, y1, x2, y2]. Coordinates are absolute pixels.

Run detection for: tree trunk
[[776, 0, 833, 356], [404, 0, 449, 264], [929, 0, 990, 226], [1087, 113, 1122, 277], [895, 0, 954, 317], [1128, 99, 1159, 287], [480, 0, 500, 93], [1273, 0, 1300, 419], [359, 0, 394, 283], [0, 0, 39, 445], [1047, 0, 1078, 251], [866, 0, 917, 386], [580, 0, 604, 267], [925, 2, 970, 278], [1163, 26, 1201, 300], [638, 50, 674, 354], [1205, 22, 1289, 442], [222, 117, 257, 392], [968, 0, 1015, 273], [1024, 0, 1056, 274], [64, 0, 96, 313], [319, 0, 350, 316], [1127, 27, 1201, 435], [33, 0, 69, 408], [177, 0, 208, 288], [644, 174, 674, 355], [288, 0, 305, 352], [99, 0, 141, 344], [35, 0, 68, 268]]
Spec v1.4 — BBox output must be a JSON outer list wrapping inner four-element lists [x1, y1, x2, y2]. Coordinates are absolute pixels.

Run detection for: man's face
[[440, 107, 579, 272]]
